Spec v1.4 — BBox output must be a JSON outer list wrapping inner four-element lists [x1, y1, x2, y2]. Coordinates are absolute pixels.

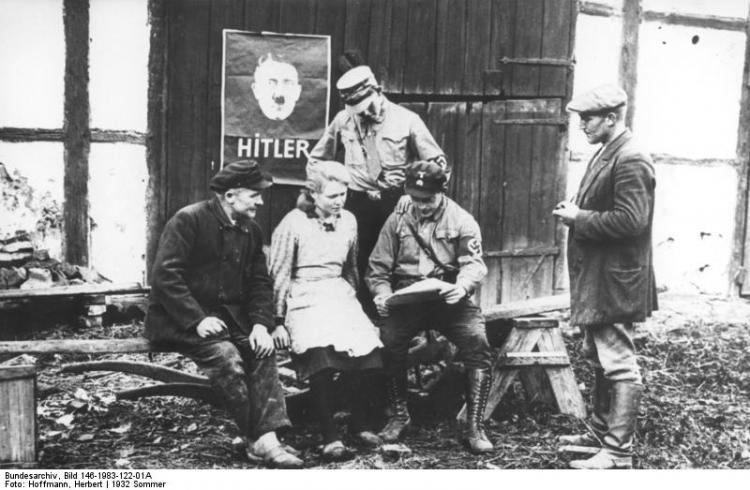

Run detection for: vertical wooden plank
[[399, 102, 428, 121], [387, 0, 408, 93], [502, 104, 532, 251], [487, 0, 516, 96], [244, 0, 280, 31], [537, 329, 587, 418], [620, 0, 641, 129], [206, 0, 245, 181], [146, 0, 168, 280], [511, 0, 543, 97], [539, 0, 573, 97], [63, 0, 90, 266], [435, 0, 466, 95], [344, 0, 372, 59], [367, 0, 393, 87], [736, 4, 750, 296], [404, 0, 437, 94], [315, 0, 346, 118], [426, 102, 460, 184], [463, 0, 492, 95], [0, 370, 36, 465], [278, 0, 317, 33], [458, 102, 482, 218], [165, 0, 212, 216]]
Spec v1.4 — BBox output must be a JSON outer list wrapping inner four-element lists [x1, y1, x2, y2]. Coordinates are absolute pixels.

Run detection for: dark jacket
[[568, 129, 658, 326], [144, 197, 274, 347]]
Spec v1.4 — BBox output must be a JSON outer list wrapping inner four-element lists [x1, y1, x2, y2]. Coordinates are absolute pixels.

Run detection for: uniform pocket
[[380, 134, 409, 165], [340, 129, 366, 167]]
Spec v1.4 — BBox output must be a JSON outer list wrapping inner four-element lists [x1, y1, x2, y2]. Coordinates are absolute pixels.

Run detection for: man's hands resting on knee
[[196, 316, 227, 338], [249, 324, 275, 358]]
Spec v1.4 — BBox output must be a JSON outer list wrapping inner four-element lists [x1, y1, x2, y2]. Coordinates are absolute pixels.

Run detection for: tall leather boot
[[569, 381, 643, 469], [559, 368, 611, 448], [464, 368, 494, 454], [379, 373, 411, 442]]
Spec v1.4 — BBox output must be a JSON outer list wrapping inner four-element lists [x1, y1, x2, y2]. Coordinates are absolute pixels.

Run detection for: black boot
[[379, 373, 411, 442], [570, 381, 643, 469], [465, 368, 494, 454], [559, 368, 611, 448]]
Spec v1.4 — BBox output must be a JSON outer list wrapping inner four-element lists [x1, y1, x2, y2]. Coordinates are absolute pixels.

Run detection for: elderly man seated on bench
[[144, 160, 303, 468]]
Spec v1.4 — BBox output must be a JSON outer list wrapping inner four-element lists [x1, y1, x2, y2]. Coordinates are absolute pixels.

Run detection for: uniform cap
[[210, 160, 273, 192], [566, 84, 628, 114], [404, 160, 448, 199], [336, 65, 379, 112]]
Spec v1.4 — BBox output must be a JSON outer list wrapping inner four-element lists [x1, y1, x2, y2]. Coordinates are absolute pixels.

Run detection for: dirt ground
[[9, 292, 750, 469]]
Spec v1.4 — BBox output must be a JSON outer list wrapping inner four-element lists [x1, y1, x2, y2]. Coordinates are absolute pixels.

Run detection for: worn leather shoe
[[322, 440, 355, 462], [569, 448, 633, 469], [246, 444, 304, 468]]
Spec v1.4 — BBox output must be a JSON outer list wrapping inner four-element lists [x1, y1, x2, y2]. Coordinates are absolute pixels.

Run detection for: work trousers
[[581, 322, 642, 384], [177, 325, 291, 440], [345, 188, 403, 315], [380, 298, 492, 376]]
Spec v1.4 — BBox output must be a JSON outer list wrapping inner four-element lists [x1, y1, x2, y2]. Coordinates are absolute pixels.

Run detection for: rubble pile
[[0, 231, 108, 290]]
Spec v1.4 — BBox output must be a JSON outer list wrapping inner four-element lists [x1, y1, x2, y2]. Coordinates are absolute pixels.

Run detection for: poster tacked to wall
[[222, 30, 330, 184]]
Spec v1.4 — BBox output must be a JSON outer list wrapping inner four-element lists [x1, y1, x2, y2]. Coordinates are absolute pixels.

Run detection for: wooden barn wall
[[160, 0, 577, 307]]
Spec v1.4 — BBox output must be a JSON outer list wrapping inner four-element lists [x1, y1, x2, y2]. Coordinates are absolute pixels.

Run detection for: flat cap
[[404, 160, 448, 199], [566, 84, 627, 114], [210, 160, 272, 192]]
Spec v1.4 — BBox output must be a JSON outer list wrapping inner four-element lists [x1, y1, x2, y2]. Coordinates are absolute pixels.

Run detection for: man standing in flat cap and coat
[[308, 64, 446, 314], [145, 160, 303, 468], [553, 85, 657, 469], [367, 161, 493, 454]]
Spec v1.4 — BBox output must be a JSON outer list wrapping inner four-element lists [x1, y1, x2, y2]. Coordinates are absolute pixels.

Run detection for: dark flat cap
[[404, 160, 448, 199], [566, 84, 627, 114], [210, 160, 273, 192]]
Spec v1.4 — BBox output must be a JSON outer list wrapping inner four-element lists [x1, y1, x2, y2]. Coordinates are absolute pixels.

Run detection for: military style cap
[[404, 160, 448, 199], [210, 160, 273, 192], [566, 84, 628, 114], [336, 65, 379, 112]]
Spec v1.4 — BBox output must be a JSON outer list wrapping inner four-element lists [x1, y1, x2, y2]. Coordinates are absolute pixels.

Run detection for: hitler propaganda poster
[[221, 30, 330, 184]]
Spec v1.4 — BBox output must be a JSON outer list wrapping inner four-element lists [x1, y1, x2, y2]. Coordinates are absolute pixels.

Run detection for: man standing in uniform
[[308, 65, 446, 313], [553, 85, 657, 469], [366, 161, 493, 454], [145, 160, 303, 468]]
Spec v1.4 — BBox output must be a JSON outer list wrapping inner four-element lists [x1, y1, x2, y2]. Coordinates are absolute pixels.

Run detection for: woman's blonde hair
[[297, 161, 350, 211]]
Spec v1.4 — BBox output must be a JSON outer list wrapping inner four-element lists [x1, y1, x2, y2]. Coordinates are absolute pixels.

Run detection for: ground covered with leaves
[[7, 293, 750, 469]]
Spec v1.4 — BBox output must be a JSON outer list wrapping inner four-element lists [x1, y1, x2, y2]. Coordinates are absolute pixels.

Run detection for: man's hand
[[394, 194, 412, 214], [271, 325, 291, 350], [440, 284, 467, 305], [552, 201, 580, 226], [249, 324, 275, 358], [196, 316, 227, 339], [373, 293, 392, 317]]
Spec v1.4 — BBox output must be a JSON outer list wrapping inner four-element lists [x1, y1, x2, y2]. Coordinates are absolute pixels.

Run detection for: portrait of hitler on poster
[[222, 30, 330, 183]]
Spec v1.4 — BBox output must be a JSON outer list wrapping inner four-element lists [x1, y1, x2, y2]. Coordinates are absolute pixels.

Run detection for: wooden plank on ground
[[404, 0, 437, 94], [0, 283, 147, 300], [61, 361, 208, 385], [435, 0, 466, 95], [0, 339, 156, 355]]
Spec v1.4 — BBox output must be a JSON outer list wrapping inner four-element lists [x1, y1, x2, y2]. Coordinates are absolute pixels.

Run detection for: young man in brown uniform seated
[[366, 160, 494, 454], [144, 160, 303, 468]]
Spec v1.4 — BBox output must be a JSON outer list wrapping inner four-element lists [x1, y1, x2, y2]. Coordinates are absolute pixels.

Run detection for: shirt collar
[[409, 194, 447, 224], [209, 196, 250, 233]]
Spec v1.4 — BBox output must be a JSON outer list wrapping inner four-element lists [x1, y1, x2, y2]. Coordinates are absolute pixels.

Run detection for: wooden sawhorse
[[458, 316, 586, 420]]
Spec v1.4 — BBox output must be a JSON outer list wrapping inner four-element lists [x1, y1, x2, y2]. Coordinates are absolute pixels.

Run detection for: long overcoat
[[568, 129, 658, 326], [144, 197, 274, 347]]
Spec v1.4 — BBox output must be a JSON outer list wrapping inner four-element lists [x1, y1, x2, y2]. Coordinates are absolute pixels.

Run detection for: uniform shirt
[[308, 97, 445, 192], [366, 196, 487, 298]]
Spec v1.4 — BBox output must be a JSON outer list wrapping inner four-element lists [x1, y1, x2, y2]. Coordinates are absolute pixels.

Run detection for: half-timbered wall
[[157, 0, 578, 308]]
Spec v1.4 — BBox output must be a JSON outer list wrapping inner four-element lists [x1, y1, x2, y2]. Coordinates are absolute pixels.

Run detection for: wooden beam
[[0, 128, 146, 144], [483, 294, 569, 323], [619, 0, 640, 130], [483, 246, 559, 258], [642, 10, 746, 32], [61, 361, 208, 384], [63, 0, 90, 266], [146, 0, 168, 282], [0, 282, 147, 300], [0, 339, 158, 355], [734, 4, 750, 296], [579, 1, 619, 18]]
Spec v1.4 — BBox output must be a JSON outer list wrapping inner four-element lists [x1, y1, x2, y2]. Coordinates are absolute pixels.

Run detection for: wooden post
[[619, 0, 640, 130], [146, 0, 168, 281], [62, 0, 91, 266], [733, 5, 750, 296]]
